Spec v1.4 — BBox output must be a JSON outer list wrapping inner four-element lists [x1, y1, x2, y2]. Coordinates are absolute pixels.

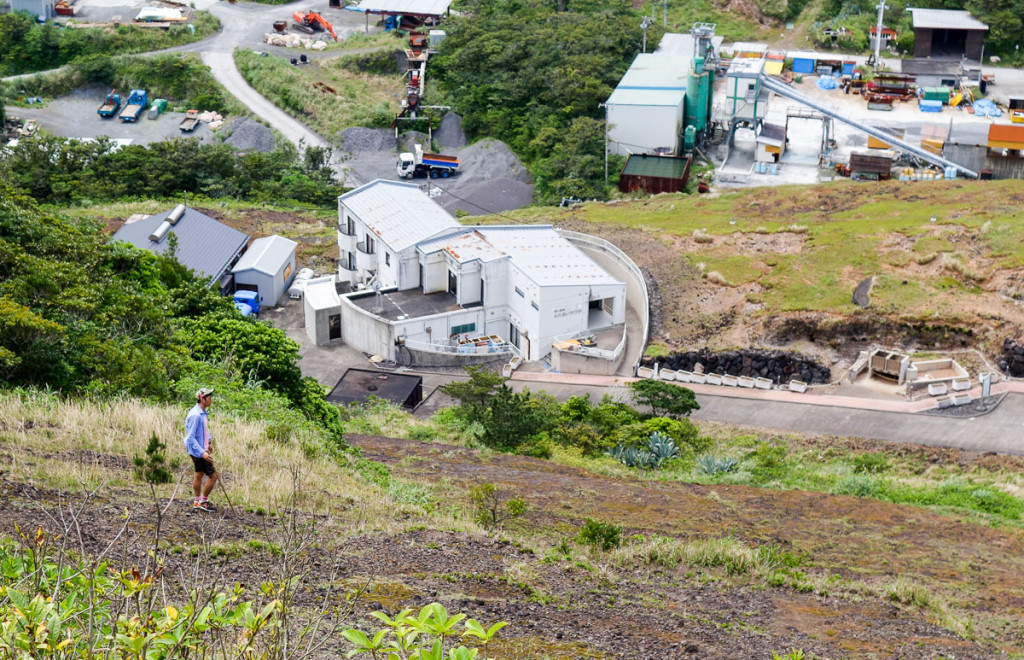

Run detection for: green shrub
[[578, 517, 622, 551], [852, 452, 890, 474], [469, 483, 528, 529], [697, 455, 738, 475], [835, 474, 881, 498], [133, 432, 172, 485]]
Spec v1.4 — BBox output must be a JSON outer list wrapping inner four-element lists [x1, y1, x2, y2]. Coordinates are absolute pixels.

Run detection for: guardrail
[[403, 339, 516, 357], [556, 229, 650, 358]]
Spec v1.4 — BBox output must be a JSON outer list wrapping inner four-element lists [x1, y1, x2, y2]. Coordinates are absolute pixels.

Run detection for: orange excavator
[[292, 10, 337, 40]]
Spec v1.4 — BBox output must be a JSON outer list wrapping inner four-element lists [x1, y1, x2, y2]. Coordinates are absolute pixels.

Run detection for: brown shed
[[849, 150, 893, 180], [619, 153, 691, 195], [908, 8, 987, 60]]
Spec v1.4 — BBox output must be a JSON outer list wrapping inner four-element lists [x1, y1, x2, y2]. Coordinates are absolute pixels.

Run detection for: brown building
[[907, 8, 988, 60]]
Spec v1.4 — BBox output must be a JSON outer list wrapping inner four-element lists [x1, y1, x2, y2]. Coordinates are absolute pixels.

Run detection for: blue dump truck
[[233, 290, 260, 317], [119, 89, 147, 123], [97, 89, 121, 118], [396, 144, 461, 179]]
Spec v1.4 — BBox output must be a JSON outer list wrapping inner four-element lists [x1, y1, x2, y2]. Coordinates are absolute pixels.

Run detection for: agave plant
[[646, 431, 679, 466], [608, 432, 680, 470], [698, 454, 739, 475]]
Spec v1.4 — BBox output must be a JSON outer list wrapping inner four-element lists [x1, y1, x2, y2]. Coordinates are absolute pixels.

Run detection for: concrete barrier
[[659, 368, 677, 381], [637, 366, 655, 379], [755, 377, 773, 390], [934, 395, 952, 409], [707, 373, 723, 386], [677, 370, 692, 383], [691, 372, 707, 384], [788, 380, 808, 393], [953, 392, 972, 406], [738, 375, 756, 388], [928, 382, 948, 396], [952, 378, 971, 391], [722, 374, 739, 387]]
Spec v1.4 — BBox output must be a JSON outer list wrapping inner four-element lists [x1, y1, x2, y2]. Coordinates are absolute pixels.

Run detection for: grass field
[[235, 39, 406, 143]]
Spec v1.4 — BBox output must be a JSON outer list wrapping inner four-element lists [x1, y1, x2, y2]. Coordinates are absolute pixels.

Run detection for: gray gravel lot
[[222, 117, 276, 152]]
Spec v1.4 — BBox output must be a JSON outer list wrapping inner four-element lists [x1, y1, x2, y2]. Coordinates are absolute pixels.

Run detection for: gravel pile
[[434, 113, 467, 150], [341, 127, 396, 153], [223, 117, 276, 152], [397, 130, 429, 153], [455, 139, 531, 184], [435, 176, 534, 217]]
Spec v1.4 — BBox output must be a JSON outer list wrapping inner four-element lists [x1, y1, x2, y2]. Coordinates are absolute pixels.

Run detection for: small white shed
[[303, 276, 342, 346], [232, 235, 297, 307]]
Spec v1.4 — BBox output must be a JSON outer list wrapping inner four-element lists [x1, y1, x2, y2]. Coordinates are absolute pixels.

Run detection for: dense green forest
[[433, 0, 647, 203], [0, 11, 220, 76], [0, 178, 343, 441], [1, 135, 342, 206]]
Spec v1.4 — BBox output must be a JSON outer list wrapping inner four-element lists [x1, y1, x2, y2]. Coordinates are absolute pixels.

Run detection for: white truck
[[397, 144, 461, 179]]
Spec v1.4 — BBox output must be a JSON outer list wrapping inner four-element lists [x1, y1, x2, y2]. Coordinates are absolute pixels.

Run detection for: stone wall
[[655, 349, 832, 384], [998, 338, 1024, 377]]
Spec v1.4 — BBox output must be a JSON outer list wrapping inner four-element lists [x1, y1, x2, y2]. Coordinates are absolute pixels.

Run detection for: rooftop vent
[[148, 205, 187, 242], [167, 204, 186, 224]]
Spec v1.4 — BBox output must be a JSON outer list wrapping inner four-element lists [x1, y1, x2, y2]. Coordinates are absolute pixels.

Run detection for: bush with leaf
[[578, 517, 622, 551], [607, 431, 681, 470], [342, 602, 507, 659]]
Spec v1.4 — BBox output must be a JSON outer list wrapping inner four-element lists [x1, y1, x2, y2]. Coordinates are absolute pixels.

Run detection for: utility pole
[[873, 0, 886, 71], [641, 16, 653, 53]]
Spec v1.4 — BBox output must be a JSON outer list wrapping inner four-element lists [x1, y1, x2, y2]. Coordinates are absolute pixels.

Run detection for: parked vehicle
[[233, 290, 260, 317], [179, 109, 201, 132], [97, 89, 121, 118], [397, 144, 461, 179], [119, 89, 147, 123], [291, 10, 337, 40]]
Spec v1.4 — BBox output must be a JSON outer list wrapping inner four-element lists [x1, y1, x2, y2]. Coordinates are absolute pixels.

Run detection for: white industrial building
[[232, 235, 297, 307], [605, 53, 690, 157], [304, 276, 342, 346], [310, 180, 627, 363]]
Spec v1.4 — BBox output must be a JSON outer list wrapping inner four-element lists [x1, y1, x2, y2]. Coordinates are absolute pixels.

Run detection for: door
[[448, 269, 457, 296], [328, 314, 341, 340]]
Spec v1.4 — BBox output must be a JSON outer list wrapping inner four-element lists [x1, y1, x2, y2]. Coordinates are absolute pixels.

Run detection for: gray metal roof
[[908, 8, 988, 31], [340, 179, 461, 253], [355, 0, 451, 15], [232, 235, 297, 276], [112, 207, 250, 283]]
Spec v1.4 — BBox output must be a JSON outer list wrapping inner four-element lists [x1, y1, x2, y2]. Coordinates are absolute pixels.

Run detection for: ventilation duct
[[149, 222, 172, 243]]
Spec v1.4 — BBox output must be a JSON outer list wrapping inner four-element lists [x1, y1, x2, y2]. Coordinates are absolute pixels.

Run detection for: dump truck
[[397, 144, 461, 179], [233, 290, 260, 317], [179, 109, 201, 132], [119, 89, 147, 123], [97, 89, 121, 118]]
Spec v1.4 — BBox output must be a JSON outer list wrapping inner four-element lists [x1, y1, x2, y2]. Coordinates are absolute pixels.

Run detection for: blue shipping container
[[842, 61, 855, 75], [792, 57, 816, 74], [919, 100, 943, 113]]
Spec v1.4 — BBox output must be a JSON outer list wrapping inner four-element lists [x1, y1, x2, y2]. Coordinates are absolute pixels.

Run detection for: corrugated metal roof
[[621, 154, 689, 178], [656, 33, 724, 59], [112, 207, 249, 283], [232, 235, 297, 276], [417, 229, 505, 263], [606, 87, 685, 107], [340, 179, 460, 253], [617, 53, 689, 90], [758, 122, 786, 145], [355, 0, 451, 15], [787, 50, 821, 60], [475, 227, 621, 287], [730, 41, 768, 54], [908, 8, 988, 31]]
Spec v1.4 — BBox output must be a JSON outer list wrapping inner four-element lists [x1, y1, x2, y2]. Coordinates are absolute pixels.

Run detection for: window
[[515, 287, 524, 298], [452, 322, 476, 335], [531, 301, 539, 311], [385, 252, 391, 266]]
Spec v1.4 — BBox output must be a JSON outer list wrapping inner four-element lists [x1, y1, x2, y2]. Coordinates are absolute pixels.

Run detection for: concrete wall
[[607, 103, 683, 157], [12, 0, 52, 17], [552, 344, 626, 375], [402, 347, 508, 368], [339, 294, 396, 358]]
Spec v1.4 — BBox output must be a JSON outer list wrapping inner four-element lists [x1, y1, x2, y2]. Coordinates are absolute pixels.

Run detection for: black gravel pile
[[434, 112, 467, 150], [998, 338, 1024, 377], [223, 118, 275, 152], [341, 127, 396, 153], [654, 349, 832, 384]]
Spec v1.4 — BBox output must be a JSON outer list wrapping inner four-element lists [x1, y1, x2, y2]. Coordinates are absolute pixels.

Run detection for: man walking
[[184, 387, 218, 511]]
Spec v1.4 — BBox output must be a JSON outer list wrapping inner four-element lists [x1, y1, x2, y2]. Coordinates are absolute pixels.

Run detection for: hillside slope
[[3, 392, 1023, 657]]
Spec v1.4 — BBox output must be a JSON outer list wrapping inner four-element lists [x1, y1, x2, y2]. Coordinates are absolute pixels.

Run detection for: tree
[[439, 365, 507, 421], [480, 385, 555, 452], [628, 379, 700, 419]]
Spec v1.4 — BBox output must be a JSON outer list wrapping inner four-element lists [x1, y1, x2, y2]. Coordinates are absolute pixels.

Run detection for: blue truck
[[119, 89, 147, 123], [233, 290, 260, 317], [97, 89, 121, 118]]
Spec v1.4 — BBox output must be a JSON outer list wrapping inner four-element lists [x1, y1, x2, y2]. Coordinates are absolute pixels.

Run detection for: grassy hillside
[[4, 390, 1024, 656], [506, 179, 1024, 351]]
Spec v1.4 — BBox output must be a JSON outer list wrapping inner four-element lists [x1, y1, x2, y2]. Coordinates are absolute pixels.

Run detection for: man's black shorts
[[191, 455, 216, 476]]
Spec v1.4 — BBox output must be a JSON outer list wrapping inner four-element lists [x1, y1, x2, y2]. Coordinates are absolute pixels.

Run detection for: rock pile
[[998, 338, 1024, 377], [654, 349, 832, 384]]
